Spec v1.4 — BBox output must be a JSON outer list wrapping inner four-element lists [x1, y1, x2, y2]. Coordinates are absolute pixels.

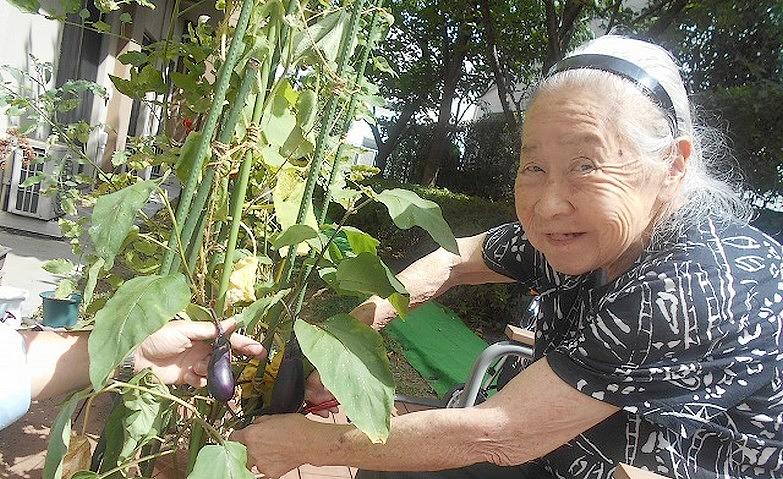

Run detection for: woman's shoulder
[[605, 217, 781, 303]]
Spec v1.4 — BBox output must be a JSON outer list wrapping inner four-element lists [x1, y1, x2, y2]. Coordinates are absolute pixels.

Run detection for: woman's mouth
[[545, 232, 586, 244]]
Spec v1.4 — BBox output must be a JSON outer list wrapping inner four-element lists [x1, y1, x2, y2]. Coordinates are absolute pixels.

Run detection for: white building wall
[[0, 0, 64, 135]]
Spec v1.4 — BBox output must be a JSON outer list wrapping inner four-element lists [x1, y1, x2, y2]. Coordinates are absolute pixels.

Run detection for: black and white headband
[[548, 53, 680, 135]]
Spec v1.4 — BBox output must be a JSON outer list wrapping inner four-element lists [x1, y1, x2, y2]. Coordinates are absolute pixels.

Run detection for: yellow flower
[[225, 256, 258, 307]]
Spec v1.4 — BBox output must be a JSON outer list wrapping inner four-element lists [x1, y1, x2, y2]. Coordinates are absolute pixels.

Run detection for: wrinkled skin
[[515, 85, 688, 280]]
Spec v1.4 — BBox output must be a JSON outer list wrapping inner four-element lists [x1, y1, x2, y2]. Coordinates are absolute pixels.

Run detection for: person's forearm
[[22, 330, 90, 400], [354, 233, 513, 329], [306, 407, 500, 472]]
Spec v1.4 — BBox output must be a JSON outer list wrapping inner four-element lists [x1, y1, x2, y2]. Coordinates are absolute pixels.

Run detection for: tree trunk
[[479, 0, 519, 133], [542, 0, 587, 72], [420, 25, 471, 186], [372, 100, 420, 175]]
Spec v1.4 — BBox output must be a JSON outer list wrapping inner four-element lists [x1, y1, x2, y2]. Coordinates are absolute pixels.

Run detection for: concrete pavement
[[0, 229, 77, 318]]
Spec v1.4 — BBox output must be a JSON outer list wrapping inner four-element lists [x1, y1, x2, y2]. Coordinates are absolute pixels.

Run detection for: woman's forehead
[[523, 88, 619, 148]]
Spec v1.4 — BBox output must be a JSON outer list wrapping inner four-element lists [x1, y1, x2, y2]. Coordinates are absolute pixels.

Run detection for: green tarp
[[386, 301, 488, 397]]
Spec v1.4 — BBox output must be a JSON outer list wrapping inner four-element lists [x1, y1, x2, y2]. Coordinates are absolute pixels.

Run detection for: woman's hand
[[134, 319, 266, 387]]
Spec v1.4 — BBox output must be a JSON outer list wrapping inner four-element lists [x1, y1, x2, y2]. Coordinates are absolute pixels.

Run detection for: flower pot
[[40, 291, 82, 328], [0, 286, 28, 329]]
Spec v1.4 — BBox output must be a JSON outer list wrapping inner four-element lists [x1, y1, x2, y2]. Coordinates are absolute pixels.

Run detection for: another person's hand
[[231, 414, 313, 478], [304, 370, 338, 418], [134, 319, 266, 387], [349, 295, 397, 330]]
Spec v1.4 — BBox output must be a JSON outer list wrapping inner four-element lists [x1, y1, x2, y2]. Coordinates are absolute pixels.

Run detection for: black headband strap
[[548, 53, 679, 135]]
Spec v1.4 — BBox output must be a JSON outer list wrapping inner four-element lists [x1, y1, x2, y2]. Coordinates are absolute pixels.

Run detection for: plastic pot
[[40, 291, 82, 328]]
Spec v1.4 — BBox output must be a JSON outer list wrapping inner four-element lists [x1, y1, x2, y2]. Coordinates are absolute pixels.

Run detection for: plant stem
[[159, 0, 257, 275], [97, 449, 175, 479]]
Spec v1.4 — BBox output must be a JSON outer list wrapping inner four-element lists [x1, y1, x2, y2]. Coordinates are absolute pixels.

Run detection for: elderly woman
[[233, 36, 783, 479]]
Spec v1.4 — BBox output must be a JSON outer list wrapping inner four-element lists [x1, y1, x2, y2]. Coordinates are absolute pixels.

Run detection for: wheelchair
[[442, 296, 540, 408]]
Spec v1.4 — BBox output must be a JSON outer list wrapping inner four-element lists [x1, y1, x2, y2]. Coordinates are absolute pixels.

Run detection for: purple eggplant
[[267, 337, 305, 414], [208, 331, 235, 402]]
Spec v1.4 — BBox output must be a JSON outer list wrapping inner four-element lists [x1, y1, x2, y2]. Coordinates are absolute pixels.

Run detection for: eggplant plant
[[2, 0, 460, 477]]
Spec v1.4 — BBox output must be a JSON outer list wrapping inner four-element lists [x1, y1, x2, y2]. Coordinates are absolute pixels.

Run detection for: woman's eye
[[573, 159, 596, 174], [522, 164, 544, 173]]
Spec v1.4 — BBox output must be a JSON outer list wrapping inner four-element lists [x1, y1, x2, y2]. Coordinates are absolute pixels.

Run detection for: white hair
[[532, 35, 751, 241]]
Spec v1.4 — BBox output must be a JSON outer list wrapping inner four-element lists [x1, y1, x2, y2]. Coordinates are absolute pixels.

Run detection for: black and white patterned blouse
[[482, 218, 783, 479]]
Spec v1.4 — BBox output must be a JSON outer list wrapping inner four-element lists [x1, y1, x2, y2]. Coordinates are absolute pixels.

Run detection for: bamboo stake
[[173, 58, 262, 274], [293, 2, 384, 314], [214, 58, 274, 316], [159, 0, 257, 274]]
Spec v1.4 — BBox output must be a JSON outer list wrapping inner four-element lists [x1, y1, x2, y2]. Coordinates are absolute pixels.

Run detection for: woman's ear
[[658, 136, 692, 201]]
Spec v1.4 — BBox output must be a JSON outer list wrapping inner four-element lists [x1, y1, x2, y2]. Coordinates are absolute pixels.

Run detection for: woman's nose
[[533, 181, 574, 218]]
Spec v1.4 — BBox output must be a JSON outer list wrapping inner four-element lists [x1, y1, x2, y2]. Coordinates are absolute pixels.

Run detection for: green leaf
[[375, 189, 458, 254], [88, 273, 190, 390], [138, 65, 166, 94], [176, 131, 209, 183], [184, 302, 213, 322], [273, 167, 319, 242], [261, 83, 297, 146], [117, 51, 147, 67], [92, 20, 112, 32], [232, 288, 290, 331], [119, 12, 132, 23], [291, 10, 348, 64], [110, 149, 128, 166], [8, 0, 39, 13], [295, 315, 394, 443], [82, 257, 105, 307], [78, 8, 90, 19], [118, 370, 172, 462], [54, 278, 77, 300], [20, 173, 44, 188], [336, 252, 407, 299], [43, 389, 91, 479], [295, 89, 318, 131], [187, 442, 255, 479], [109, 74, 137, 98], [273, 224, 319, 250], [42, 258, 75, 275], [341, 226, 379, 255], [89, 180, 156, 267]]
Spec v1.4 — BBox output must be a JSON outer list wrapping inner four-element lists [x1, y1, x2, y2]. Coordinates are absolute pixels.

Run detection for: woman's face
[[515, 85, 667, 279]]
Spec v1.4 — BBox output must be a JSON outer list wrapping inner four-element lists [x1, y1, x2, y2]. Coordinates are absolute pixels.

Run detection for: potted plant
[[38, 258, 83, 328]]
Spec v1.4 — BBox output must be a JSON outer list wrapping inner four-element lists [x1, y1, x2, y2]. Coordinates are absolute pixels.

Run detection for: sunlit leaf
[[295, 315, 394, 443], [187, 442, 254, 479], [88, 273, 190, 389], [376, 188, 458, 254]]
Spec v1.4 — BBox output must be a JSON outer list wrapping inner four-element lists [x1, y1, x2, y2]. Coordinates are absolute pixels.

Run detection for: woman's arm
[[351, 232, 516, 329], [234, 358, 619, 477]]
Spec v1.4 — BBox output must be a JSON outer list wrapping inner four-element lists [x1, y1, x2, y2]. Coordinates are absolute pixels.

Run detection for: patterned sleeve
[[0, 324, 31, 430], [547, 242, 783, 438], [482, 222, 569, 291]]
